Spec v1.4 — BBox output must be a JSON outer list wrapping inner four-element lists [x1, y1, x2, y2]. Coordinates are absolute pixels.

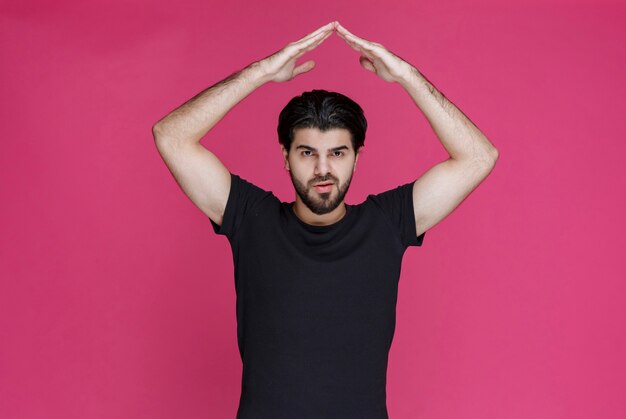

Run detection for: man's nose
[[314, 155, 331, 176]]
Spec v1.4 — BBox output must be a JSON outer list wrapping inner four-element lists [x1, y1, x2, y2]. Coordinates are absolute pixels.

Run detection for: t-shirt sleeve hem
[[401, 181, 426, 247], [209, 172, 238, 239], [404, 230, 426, 247]]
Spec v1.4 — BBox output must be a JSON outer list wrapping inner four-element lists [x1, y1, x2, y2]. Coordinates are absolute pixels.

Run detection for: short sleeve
[[367, 181, 425, 247], [210, 172, 273, 241]]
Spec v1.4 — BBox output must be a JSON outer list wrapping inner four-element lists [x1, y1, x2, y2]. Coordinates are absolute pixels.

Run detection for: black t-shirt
[[210, 173, 425, 419]]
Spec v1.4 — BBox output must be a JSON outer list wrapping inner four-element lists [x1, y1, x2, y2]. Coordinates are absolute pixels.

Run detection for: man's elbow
[[475, 147, 498, 172], [152, 123, 178, 147], [152, 123, 163, 141], [489, 147, 499, 163]]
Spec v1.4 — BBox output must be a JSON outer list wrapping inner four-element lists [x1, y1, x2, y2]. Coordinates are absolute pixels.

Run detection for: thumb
[[292, 60, 316, 77], [359, 56, 376, 73]]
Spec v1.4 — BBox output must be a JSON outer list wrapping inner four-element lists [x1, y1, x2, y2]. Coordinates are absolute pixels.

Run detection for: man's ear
[[281, 145, 290, 171], [353, 146, 363, 172]]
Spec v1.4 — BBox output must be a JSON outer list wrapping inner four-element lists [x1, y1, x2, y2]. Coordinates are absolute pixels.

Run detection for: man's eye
[[302, 151, 313, 156], [333, 151, 344, 157]]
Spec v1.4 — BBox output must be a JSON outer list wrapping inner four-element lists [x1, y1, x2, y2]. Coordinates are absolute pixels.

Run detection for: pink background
[[1, 0, 625, 418]]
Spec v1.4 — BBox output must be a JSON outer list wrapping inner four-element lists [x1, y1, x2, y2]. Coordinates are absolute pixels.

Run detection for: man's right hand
[[255, 21, 337, 83]]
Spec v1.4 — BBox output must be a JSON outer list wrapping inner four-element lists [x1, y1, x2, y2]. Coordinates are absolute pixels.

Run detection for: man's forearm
[[398, 67, 498, 163], [152, 62, 267, 144]]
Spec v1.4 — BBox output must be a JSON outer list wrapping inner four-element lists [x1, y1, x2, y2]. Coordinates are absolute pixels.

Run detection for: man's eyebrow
[[295, 145, 350, 152]]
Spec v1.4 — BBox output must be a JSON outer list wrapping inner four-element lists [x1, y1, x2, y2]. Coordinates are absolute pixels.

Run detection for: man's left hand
[[334, 22, 415, 83]]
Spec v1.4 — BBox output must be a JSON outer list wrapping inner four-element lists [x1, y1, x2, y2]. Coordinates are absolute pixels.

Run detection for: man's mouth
[[313, 182, 334, 193]]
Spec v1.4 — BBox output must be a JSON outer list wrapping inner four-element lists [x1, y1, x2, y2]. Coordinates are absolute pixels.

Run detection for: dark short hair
[[277, 89, 367, 154]]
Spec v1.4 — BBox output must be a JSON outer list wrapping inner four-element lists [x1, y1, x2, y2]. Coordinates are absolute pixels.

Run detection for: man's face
[[282, 127, 360, 215]]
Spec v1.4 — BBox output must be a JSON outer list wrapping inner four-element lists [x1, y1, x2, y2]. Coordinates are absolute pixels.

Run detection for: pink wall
[[1, 0, 625, 418]]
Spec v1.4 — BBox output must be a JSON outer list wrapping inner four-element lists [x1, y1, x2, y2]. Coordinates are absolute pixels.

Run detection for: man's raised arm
[[152, 22, 336, 225], [335, 22, 499, 237]]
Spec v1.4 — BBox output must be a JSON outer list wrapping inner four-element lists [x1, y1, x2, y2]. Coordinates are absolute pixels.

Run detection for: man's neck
[[292, 200, 347, 226]]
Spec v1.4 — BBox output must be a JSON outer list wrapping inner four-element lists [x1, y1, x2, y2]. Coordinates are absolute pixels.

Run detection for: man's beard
[[289, 171, 353, 215]]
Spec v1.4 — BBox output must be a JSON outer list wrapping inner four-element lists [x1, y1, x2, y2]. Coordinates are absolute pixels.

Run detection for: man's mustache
[[310, 175, 337, 185]]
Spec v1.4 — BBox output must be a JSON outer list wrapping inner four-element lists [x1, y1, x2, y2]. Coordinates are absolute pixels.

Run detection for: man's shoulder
[[230, 173, 278, 202]]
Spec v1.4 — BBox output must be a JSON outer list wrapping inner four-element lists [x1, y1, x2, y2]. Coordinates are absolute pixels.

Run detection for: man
[[153, 21, 498, 419]]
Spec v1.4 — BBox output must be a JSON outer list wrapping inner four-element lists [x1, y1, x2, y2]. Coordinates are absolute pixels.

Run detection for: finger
[[310, 27, 334, 48], [344, 33, 377, 54], [299, 23, 333, 43], [334, 27, 365, 49], [359, 56, 376, 73], [292, 60, 315, 77], [294, 29, 333, 59], [335, 22, 370, 43], [295, 22, 335, 45], [335, 22, 377, 51], [335, 29, 359, 49], [293, 31, 333, 60], [289, 28, 331, 58], [336, 30, 376, 60]]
